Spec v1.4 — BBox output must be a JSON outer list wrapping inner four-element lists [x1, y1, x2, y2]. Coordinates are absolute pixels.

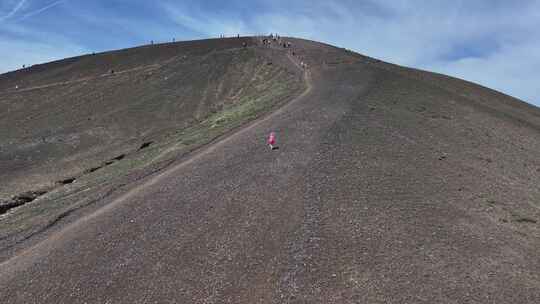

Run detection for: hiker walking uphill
[[267, 132, 277, 150]]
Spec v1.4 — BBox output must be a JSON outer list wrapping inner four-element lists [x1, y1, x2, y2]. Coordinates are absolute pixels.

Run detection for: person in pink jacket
[[267, 132, 276, 150]]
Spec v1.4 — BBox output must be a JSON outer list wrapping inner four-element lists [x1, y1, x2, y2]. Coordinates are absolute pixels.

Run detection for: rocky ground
[[1, 37, 539, 303]]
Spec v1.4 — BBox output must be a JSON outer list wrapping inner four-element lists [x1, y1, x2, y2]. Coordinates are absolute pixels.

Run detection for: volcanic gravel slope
[[1, 37, 540, 303], [0, 37, 302, 199]]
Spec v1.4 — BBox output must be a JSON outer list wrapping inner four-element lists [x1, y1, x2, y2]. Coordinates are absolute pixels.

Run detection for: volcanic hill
[[1, 36, 540, 303]]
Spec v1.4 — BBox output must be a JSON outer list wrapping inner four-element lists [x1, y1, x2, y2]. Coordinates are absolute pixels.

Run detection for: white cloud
[[17, 0, 66, 21], [161, 2, 248, 37], [0, 0, 27, 22], [424, 41, 540, 104]]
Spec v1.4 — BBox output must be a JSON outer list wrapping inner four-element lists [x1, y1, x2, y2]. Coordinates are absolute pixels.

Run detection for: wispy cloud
[[0, 0, 27, 22], [161, 2, 248, 37], [17, 0, 66, 21]]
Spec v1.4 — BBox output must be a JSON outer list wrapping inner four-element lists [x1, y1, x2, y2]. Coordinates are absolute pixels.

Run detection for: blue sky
[[1, 0, 539, 107]]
